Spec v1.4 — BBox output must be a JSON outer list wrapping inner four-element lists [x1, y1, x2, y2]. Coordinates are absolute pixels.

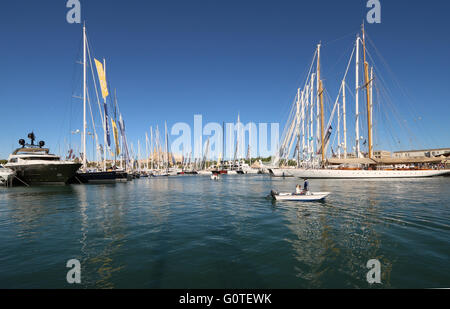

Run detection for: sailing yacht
[[271, 24, 450, 179], [73, 24, 129, 184], [5, 133, 81, 185]]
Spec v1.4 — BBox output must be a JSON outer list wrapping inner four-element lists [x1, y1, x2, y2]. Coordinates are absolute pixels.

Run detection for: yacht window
[[22, 157, 60, 161], [9, 158, 18, 163]]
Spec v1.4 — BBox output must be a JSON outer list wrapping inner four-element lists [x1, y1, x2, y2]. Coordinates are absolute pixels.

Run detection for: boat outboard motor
[[19, 139, 25, 148], [270, 190, 279, 199]]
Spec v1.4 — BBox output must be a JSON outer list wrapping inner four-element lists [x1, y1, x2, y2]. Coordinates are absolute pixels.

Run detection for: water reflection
[[74, 184, 127, 289]]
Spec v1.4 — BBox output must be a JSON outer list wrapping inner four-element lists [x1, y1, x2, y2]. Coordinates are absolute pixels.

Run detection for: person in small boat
[[295, 184, 302, 195], [303, 179, 310, 194]]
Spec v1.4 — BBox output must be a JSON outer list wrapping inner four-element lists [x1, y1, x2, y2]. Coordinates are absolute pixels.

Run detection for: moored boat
[[6, 133, 81, 186], [269, 168, 450, 179]]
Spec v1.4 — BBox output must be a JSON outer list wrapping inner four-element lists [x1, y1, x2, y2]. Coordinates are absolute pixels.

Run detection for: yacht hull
[[9, 163, 82, 185], [76, 171, 117, 184], [270, 168, 450, 179]]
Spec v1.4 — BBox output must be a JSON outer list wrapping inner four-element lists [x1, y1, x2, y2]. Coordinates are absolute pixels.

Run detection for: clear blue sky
[[1, 0, 449, 159]]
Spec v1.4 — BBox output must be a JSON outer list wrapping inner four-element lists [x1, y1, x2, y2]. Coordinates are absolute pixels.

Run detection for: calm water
[[0, 175, 449, 289]]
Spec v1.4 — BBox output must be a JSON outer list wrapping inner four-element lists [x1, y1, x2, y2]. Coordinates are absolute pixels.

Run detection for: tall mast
[[150, 126, 153, 170], [337, 99, 341, 158], [370, 66, 374, 149], [362, 24, 373, 159], [102, 58, 107, 171], [319, 80, 325, 164], [165, 121, 169, 172], [222, 121, 225, 170], [310, 73, 315, 159], [301, 89, 305, 163], [355, 34, 361, 158], [82, 23, 87, 172], [113, 89, 118, 167], [248, 123, 252, 166], [138, 140, 141, 172], [145, 132, 149, 170], [316, 45, 321, 161], [296, 88, 301, 167], [342, 80, 347, 159], [317, 43, 325, 164]]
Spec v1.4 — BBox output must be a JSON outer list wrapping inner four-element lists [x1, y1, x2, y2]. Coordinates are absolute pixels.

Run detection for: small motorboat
[[210, 173, 220, 180], [270, 190, 330, 201]]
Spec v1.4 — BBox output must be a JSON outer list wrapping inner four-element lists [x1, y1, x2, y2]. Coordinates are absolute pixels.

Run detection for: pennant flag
[[111, 118, 120, 156], [103, 103, 111, 147], [119, 114, 130, 163], [317, 126, 333, 155], [94, 59, 109, 100]]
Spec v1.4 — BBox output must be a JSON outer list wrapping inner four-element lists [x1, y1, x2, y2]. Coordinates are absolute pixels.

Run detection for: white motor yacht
[[5, 133, 81, 186]]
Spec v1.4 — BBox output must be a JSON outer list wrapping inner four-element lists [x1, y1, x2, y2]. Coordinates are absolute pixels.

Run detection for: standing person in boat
[[303, 179, 309, 194]]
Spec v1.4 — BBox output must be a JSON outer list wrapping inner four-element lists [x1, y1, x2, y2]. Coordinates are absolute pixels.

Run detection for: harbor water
[[0, 175, 449, 288]]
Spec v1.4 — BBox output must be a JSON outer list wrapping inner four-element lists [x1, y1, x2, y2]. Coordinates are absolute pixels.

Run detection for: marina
[[1, 1, 449, 291], [1, 175, 449, 288]]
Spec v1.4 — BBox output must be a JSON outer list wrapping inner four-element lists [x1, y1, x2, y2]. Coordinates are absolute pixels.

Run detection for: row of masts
[[277, 24, 374, 167], [80, 24, 253, 174]]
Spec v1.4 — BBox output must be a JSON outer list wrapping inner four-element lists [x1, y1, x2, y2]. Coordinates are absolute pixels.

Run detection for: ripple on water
[[0, 176, 449, 288]]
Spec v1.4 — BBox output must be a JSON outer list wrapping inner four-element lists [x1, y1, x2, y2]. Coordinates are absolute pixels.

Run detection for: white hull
[[272, 191, 330, 201], [242, 169, 259, 174], [197, 170, 212, 176], [270, 168, 450, 179]]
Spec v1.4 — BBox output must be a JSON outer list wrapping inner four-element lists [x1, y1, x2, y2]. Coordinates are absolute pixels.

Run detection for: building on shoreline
[[393, 148, 450, 159]]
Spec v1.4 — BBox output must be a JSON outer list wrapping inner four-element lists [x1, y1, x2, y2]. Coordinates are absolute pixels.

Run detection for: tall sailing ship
[[270, 24, 450, 179], [70, 23, 132, 183]]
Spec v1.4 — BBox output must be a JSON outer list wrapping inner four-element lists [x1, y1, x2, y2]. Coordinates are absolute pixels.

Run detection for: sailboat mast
[[337, 99, 341, 158], [310, 73, 315, 159], [319, 80, 325, 164], [370, 67, 373, 146], [317, 43, 325, 164], [102, 58, 107, 171], [362, 25, 373, 159], [113, 89, 118, 167], [355, 35, 361, 158], [301, 88, 306, 162], [222, 121, 225, 170], [316, 45, 321, 162], [150, 126, 153, 170], [82, 23, 87, 172], [138, 140, 141, 172], [342, 80, 347, 159], [296, 88, 301, 167], [165, 121, 168, 172], [145, 133, 149, 170]]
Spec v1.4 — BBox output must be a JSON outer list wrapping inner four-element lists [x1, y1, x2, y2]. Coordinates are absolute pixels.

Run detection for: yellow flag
[[94, 59, 109, 100], [111, 119, 120, 156]]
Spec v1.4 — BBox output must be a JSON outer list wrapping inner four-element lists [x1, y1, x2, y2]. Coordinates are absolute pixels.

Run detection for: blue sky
[[0, 0, 449, 159]]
